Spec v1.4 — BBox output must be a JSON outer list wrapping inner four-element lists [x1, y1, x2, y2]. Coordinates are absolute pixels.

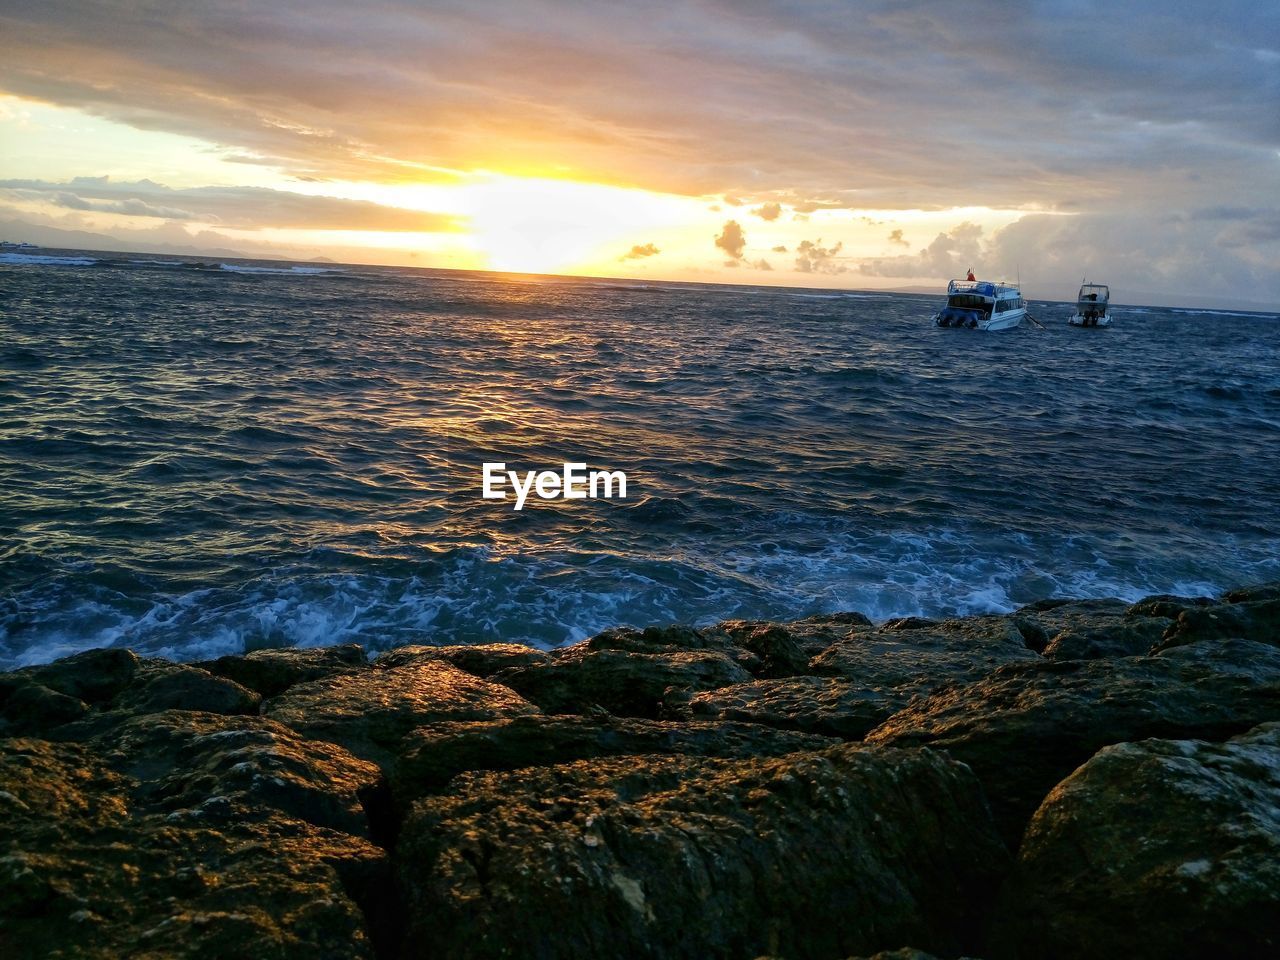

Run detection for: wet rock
[[1125, 593, 1215, 621], [373, 642, 550, 676], [724, 623, 811, 677], [783, 616, 1039, 726], [0, 730, 386, 959], [1041, 616, 1168, 660], [2, 656, 259, 738], [1154, 598, 1280, 652], [0, 680, 88, 736], [397, 744, 1008, 960], [866, 638, 1280, 848], [9, 648, 143, 704], [1007, 598, 1168, 659], [578, 624, 762, 673], [993, 723, 1280, 959], [110, 662, 261, 715], [392, 713, 836, 799], [263, 660, 540, 767], [93, 711, 383, 836], [494, 647, 751, 718], [1223, 580, 1280, 603], [201, 643, 367, 697], [675, 676, 897, 740], [719, 612, 871, 663]]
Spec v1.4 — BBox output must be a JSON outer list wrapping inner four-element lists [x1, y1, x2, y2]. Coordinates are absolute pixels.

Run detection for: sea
[[2, 249, 1278, 668]]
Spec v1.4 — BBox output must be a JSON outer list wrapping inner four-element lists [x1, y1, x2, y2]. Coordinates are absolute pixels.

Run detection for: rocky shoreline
[[2, 584, 1278, 959]]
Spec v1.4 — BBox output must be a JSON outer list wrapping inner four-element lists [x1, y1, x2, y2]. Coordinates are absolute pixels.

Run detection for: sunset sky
[[1, 1, 1277, 305]]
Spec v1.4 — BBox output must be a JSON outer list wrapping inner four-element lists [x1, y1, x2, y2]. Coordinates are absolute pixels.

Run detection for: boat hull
[[1068, 313, 1112, 328], [980, 309, 1025, 331], [935, 309, 1025, 331]]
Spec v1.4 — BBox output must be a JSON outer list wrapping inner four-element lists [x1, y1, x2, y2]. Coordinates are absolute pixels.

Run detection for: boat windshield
[[948, 293, 990, 309]]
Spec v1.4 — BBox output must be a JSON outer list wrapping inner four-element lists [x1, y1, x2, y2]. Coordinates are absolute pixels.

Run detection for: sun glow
[[456, 175, 696, 274]]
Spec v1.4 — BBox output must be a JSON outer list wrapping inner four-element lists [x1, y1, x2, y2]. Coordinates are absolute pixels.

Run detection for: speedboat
[[1068, 282, 1111, 327], [932, 278, 1026, 331]]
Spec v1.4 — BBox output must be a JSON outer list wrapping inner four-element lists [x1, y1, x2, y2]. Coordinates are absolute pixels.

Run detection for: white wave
[[1171, 308, 1279, 320], [0, 253, 98, 266]]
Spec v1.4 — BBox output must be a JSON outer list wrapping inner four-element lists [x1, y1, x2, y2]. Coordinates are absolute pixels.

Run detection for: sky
[[1, 1, 1278, 305]]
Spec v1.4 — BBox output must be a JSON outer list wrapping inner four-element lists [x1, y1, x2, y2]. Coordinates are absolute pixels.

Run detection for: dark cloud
[[0, 1, 1274, 210], [795, 239, 845, 274], [0, 177, 460, 232], [714, 219, 746, 260], [771, 244, 788, 253], [621, 241, 660, 260], [888, 228, 908, 247], [0, 2, 1277, 300]]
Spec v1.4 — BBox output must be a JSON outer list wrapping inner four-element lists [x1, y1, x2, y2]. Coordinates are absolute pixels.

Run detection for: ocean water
[[2, 250, 1278, 668]]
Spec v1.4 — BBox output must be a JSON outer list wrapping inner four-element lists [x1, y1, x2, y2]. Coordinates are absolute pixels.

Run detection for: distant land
[[4, 218, 1278, 314]]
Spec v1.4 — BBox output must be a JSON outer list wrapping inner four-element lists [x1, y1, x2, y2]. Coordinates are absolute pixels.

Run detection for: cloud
[[52, 191, 197, 220], [888, 228, 908, 247], [0, 3, 1277, 301], [1, 1, 1274, 214], [859, 222, 983, 278], [714, 219, 746, 260], [771, 244, 788, 253], [621, 242, 660, 260], [751, 258, 772, 271], [795, 239, 845, 274], [0, 177, 459, 232], [752, 201, 781, 221]]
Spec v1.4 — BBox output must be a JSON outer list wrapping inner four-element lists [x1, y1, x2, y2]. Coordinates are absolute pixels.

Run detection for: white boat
[[0, 241, 39, 250], [1068, 282, 1111, 327], [932, 278, 1027, 331]]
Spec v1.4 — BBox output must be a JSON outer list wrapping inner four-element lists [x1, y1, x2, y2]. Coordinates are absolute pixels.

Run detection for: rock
[[992, 723, 1280, 959], [1009, 598, 1169, 659], [1223, 580, 1280, 603], [1125, 593, 1215, 621], [723, 623, 811, 677], [1041, 616, 1168, 660], [2, 656, 259, 738], [0, 726, 388, 959], [494, 647, 751, 718], [0, 680, 88, 735], [866, 638, 1280, 848], [373, 642, 549, 676], [396, 744, 1008, 960], [772, 616, 1040, 729], [1154, 598, 1280, 652], [93, 711, 383, 836], [675, 676, 897, 740], [201, 643, 367, 697], [10, 648, 142, 703], [718, 613, 870, 664], [578, 624, 762, 673], [110, 662, 261, 715], [392, 714, 837, 799], [263, 660, 540, 767]]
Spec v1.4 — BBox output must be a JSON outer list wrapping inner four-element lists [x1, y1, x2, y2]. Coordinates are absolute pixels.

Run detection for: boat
[[0, 241, 39, 250], [932, 278, 1027, 331], [1068, 282, 1111, 327]]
